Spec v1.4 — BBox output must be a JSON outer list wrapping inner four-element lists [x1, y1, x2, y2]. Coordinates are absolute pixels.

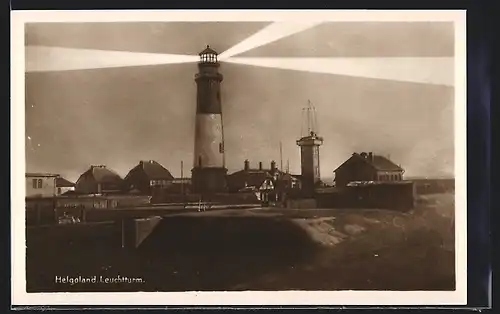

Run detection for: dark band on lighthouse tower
[[191, 46, 228, 194]]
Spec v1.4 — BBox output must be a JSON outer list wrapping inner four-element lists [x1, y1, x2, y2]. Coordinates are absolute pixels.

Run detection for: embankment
[[26, 193, 455, 292], [26, 216, 322, 292]]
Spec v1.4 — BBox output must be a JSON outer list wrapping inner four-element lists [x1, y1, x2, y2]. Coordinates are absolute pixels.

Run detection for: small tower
[[191, 45, 227, 194], [296, 100, 323, 197]]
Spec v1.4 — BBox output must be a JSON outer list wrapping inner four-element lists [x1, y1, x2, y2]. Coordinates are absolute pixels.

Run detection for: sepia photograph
[[11, 10, 466, 306]]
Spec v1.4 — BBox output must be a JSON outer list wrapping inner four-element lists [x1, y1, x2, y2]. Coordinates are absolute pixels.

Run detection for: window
[[32, 178, 43, 189], [219, 142, 224, 153]]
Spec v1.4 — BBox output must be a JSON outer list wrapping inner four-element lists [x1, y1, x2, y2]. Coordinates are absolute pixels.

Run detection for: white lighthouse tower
[[191, 46, 227, 194]]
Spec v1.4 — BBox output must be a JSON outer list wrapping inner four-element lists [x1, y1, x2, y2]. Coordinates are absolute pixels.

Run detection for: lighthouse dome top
[[199, 45, 218, 63]]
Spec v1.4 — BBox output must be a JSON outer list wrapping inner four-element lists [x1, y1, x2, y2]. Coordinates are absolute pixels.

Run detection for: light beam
[[25, 46, 199, 73], [223, 57, 454, 86], [218, 21, 322, 60]]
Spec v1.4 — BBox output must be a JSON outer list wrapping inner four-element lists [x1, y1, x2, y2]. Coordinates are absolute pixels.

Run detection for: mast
[[306, 100, 312, 134], [180, 160, 185, 207], [279, 141, 283, 172], [306, 99, 318, 135], [220, 106, 226, 168]]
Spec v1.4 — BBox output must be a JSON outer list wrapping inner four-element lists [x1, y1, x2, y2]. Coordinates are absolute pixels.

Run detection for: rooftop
[[83, 165, 123, 183], [334, 152, 404, 172], [297, 131, 324, 145], [199, 45, 218, 55], [56, 176, 75, 187], [138, 160, 174, 180], [26, 172, 59, 177]]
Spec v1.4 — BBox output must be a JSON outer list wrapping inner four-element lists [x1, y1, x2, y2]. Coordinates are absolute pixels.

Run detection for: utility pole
[[180, 160, 185, 207], [279, 141, 283, 172]]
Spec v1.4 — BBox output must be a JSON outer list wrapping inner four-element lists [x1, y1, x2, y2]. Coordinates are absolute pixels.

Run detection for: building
[[124, 160, 175, 195], [227, 159, 301, 198], [26, 173, 58, 198], [333, 152, 405, 187], [75, 165, 124, 194], [191, 45, 228, 194], [296, 101, 323, 197], [297, 131, 323, 197], [227, 160, 277, 192], [168, 177, 192, 194], [55, 176, 75, 195], [280, 173, 302, 190]]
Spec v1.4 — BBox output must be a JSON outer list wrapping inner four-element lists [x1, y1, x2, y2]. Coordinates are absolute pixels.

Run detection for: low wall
[[286, 198, 317, 209], [152, 192, 259, 205], [413, 179, 455, 195], [120, 216, 163, 249], [26, 195, 152, 226], [26, 198, 57, 225], [316, 182, 416, 211], [56, 195, 151, 209]]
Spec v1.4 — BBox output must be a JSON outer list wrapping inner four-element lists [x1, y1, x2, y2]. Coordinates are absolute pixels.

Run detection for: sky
[[24, 21, 455, 182]]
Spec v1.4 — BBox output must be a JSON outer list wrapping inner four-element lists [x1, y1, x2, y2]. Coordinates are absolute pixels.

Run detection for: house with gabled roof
[[124, 160, 175, 195], [227, 160, 277, 193], [55, 176, 75, 195], [227, 160, 301, 193], [75, 165, 124, 194], [333, 152, 405, 187]]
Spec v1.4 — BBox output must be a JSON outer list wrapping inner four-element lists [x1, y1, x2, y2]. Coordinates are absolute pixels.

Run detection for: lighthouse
[[191, 46, 228, 194]]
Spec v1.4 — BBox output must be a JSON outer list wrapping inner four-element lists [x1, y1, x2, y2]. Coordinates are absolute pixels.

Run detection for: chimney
[[270, 160, 276, 172], [360, 152, 367, 159], [368, 152, 373, 161], [259, 162, 263, 171], [244, 159, 250, 171]]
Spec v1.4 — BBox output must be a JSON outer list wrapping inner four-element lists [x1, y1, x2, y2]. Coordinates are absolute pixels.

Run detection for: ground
[[25, 193, 455, 292]]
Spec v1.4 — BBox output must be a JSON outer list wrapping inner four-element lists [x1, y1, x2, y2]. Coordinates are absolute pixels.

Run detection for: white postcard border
[[11, 9, 467, 306]]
